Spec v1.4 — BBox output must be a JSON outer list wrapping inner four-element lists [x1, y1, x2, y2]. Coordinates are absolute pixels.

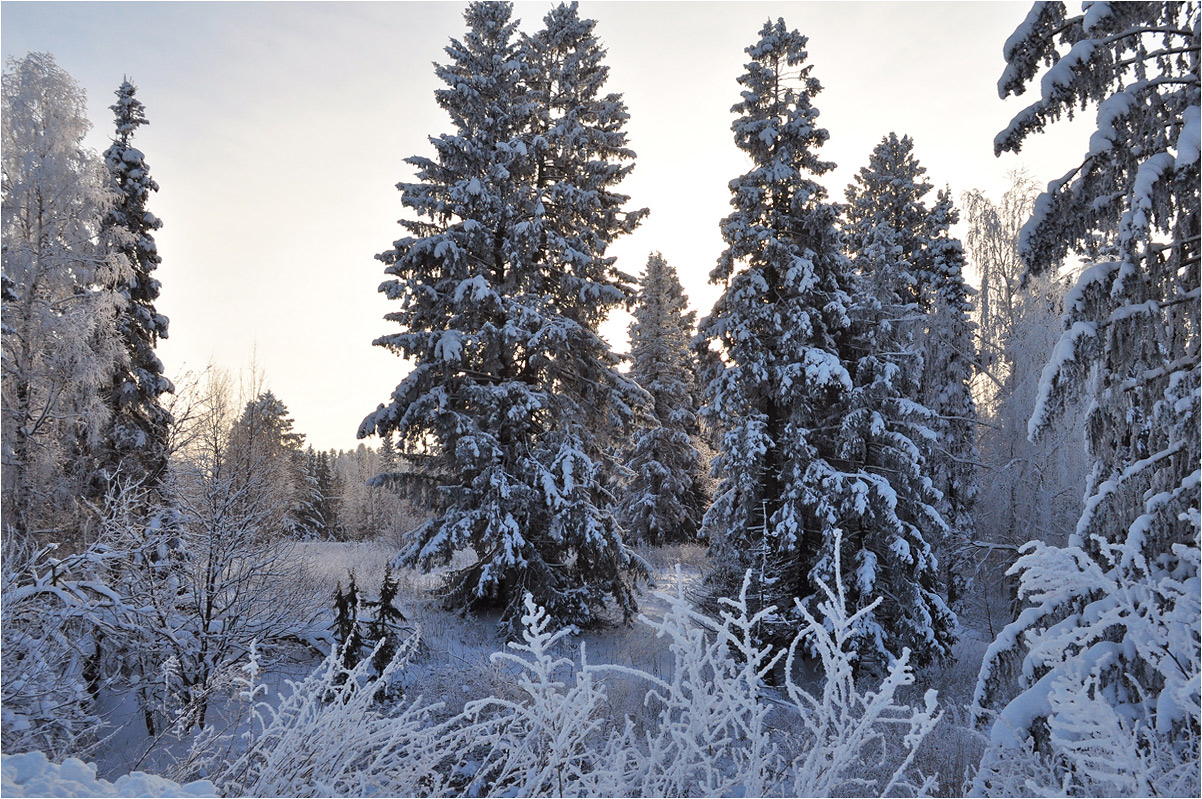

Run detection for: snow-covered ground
[[2, 751, 215, 798], [61, 538, 989, 795]]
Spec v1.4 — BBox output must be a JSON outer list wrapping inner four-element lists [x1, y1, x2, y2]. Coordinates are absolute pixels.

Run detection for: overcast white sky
[[2, 1, 1090, 451]]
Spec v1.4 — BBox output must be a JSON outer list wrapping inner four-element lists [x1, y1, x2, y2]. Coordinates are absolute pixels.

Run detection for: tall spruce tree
[[972, 3, 1199, 792], [701, 22, 954, 669], [99, 79, 172, 494], [525, 1, 647, 325], [699, 18, 854, 650], [359, 1, 647, 634], [923, 189, 979, 604], [623, 252, 708, 545], [843, 133, 977, 607]]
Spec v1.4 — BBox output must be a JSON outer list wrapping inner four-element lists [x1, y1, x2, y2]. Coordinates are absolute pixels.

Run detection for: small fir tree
[[367, 564, 408, 697], [623, 252, 708, 545], [379, 433, 398, 473], [332, 574, 364, 678]]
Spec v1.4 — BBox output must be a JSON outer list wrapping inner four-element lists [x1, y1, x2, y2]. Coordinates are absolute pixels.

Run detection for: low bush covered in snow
[[137, 561, 943, 798]]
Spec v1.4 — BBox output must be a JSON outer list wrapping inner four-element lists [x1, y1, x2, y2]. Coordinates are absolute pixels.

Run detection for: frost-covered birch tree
[[963, 175, 1090, 636], [1, 53, 119, 541], [111, 371, 318, 736], [623, 252, 708, 545], [963, 170, 1041, 401], [973, 3, 1200, 794], [360, 1, 647, 635], [97, 79, 172, 497]]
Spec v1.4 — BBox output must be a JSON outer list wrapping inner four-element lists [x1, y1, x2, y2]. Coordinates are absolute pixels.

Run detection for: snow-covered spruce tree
[[623, 252, 708, 545], [295, 447, 341, 540], [972, 3, 1200, 794], [524, 1, 648, 327], [1, 53, 120, 541], [695, 21, 828, 661], [701, 23, 955, 670], [360, 1, 647, 635], [228, 390, 310, 538], [698, 18, 851, 648], [843, 133, 978, 609], [97, 79, 172, 497], [922, 190, 979, 604], [517, 0, 650, 615]]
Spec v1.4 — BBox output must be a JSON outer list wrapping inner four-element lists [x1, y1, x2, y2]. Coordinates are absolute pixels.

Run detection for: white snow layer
[[1029, 320, 1097, 440], [2, 752, 216, 798], [1175, 105, 1200, 167], [1082, 1, 1113, 33]]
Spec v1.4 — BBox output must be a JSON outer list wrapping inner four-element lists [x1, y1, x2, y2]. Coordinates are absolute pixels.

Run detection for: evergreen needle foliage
[[699, 19, 955, 671], [623, 252, 709, 545], [359, 2, 648, 635], [846, 132, 976, 605], [97, 79, 173, 498], [972, 3, 1200, 794]]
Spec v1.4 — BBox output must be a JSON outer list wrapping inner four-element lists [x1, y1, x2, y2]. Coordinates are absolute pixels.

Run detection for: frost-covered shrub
[[459, 561, 942, 797], [596, 571, 787, 797], [453, 598, 611, 797], [152, 555, 943, 798], [187, 634, 450, 798], [0, 538, 130, 760]]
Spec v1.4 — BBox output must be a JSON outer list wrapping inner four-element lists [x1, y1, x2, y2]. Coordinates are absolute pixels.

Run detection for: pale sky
[[2, 1, 1090, 451]]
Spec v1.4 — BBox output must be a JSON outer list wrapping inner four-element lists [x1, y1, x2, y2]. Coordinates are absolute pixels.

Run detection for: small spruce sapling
[[367, 564, 409, 699], [331, 573, 364, 684]]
